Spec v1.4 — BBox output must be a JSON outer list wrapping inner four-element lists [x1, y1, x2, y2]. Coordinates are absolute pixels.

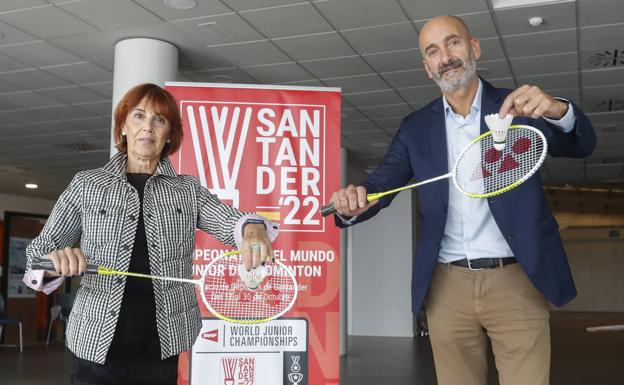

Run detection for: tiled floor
[[1, 312, 623, 384]]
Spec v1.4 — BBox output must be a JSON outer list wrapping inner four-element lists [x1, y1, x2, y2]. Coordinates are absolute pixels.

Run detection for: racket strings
[[201, 255, 296, 321], [455, 127, 545, 195]]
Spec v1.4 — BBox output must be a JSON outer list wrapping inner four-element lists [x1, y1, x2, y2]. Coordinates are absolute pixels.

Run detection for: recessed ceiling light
[[209, 74, 234, 83], [25, 183, 38, 189], [198, 22, 235, 39], [528, 16, 544, 27], [492, 0, 567, 9], [163, 0, 197, 10]]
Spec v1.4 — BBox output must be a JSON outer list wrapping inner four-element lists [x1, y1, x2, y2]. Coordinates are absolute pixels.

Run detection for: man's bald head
[[419, 15, 472, 55]]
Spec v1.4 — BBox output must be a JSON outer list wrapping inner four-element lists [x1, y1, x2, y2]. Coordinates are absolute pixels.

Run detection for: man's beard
[[432, 52, 477, 93]]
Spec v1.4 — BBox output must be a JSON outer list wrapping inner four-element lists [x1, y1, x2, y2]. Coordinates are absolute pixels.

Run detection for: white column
[[339, 147, 348, 356], [110, 38, 178, 156]]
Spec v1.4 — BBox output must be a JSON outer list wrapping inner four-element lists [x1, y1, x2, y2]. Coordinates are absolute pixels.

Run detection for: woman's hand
[[44, 247, 87, 277], [241, 224, 274, 271]]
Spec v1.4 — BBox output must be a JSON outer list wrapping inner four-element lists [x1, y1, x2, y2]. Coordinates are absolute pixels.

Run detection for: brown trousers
[[426, 262, 551, 385]]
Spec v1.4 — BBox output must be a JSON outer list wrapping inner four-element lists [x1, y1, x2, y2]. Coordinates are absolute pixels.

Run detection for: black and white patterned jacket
[[25, 152, 258, 364]]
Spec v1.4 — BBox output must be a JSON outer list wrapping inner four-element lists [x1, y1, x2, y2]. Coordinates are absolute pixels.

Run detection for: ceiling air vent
[[586, 99, 624, 113], [588, 49, 624, 67], [600, 125, 616, 133], [0, 165, 27, 173], [56, 142, 106, 153]]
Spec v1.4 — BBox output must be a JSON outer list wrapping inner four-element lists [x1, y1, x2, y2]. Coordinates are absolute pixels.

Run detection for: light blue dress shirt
[[439, 79, 576, 263]]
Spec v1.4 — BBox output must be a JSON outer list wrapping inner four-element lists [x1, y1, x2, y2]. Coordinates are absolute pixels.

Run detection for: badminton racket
[[321, 124, 547, 216], [31, 250, 298, 324]]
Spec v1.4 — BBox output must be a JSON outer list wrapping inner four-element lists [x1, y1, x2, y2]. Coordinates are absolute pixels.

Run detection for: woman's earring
[[166, 138, 171, 143], [121, 131, 126, 136]]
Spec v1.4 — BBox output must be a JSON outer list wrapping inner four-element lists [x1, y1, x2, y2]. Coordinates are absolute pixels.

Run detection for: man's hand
[[499, 84, 568, 120], [44, 247, 87, 277], [329, 184, 378, 218], [241, 223, 274, 271]]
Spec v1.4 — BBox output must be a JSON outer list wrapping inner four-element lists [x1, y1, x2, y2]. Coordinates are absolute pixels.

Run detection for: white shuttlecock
[[484, 113, 513, 151], [238, 264, 267, 290]]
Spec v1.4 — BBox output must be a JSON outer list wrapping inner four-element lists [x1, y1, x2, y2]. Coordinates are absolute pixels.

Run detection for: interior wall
[[0, 193, 55, 220], [348, 191, 414, 337], [555, 228, 624, 312], [547, 187, 624, 312]]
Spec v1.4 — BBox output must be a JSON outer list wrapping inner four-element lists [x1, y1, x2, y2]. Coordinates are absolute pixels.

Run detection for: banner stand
[[166, 82, 341, 385]]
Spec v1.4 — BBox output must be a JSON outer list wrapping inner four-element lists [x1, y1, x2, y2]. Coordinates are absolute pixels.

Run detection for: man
[[330, 15, 596, 385]]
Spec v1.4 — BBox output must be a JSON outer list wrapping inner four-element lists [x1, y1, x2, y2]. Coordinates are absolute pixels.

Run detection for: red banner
[[166, 82, 341, 385]]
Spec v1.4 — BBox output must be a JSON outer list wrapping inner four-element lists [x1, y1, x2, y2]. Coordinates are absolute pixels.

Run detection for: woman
[[23, 83, 278, 385]]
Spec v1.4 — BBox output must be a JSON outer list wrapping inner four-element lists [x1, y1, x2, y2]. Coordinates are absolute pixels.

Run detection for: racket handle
[[321, 192, 379, 217], [320, 203, 337, 217], [30, 259, 100, 275]]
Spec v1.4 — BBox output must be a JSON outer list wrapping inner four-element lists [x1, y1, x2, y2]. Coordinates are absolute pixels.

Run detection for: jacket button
[[115, 277, 123, 285], [147, 214, 152, 219], [176, 208, 182, 214], [129, 215, 136, 221], [109, 310, 116, 317], [122, 244, 130, 251], [99, 209, 106, 215], [31, 280, 38, 285], [151, 243, 157, 248]]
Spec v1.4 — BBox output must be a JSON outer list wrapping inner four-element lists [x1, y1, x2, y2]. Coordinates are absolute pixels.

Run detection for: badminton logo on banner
[[165, 82, 341, 385]]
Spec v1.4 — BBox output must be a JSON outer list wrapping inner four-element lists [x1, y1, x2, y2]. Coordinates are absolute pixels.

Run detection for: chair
[[46, 305, 62, 345], [0, 293, 23, 352], [415, 308, 429, 337], [46, 293, 74, 346], [57, 293, 74, 320]]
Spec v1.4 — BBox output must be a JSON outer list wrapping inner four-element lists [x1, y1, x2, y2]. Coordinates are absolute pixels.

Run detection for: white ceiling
[[0, 0, 623, 198]]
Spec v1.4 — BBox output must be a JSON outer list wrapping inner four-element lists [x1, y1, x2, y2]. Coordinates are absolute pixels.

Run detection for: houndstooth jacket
[[25, 152, 257, 364]]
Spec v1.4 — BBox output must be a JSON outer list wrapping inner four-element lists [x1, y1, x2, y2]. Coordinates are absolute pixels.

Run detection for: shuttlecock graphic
[[238, 264, 267, 290], [484, 113, 513, 151]]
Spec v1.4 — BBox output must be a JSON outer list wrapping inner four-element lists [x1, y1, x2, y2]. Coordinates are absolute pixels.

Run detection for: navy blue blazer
[[338, 79, 596, 312]]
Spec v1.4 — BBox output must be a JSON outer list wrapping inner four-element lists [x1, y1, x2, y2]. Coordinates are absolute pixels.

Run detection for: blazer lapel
[[428, 98, 449, 207]]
